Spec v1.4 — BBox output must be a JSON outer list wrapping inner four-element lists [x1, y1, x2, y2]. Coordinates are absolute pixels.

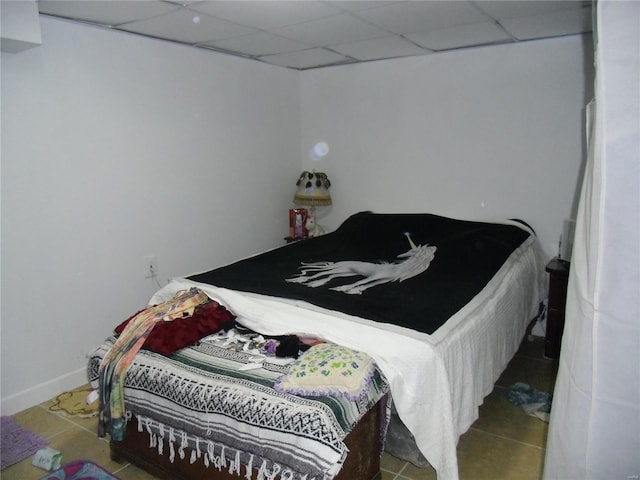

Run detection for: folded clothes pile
[[506, 382, 552, 422]]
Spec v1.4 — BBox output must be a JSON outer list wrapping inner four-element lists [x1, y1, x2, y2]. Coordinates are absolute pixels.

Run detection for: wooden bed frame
[[110, 396, 387, 480]]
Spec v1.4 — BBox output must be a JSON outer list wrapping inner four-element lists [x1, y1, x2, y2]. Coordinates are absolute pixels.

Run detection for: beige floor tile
[[399, 461, 437, 480], [495, 355, 558, 393], [381, 452, 408, 474], [456, 429, 545, 480], [62, 413, 100, 436], [113, 463, 162, 479], [1, 457, 50, 480], [380, 470, 398, 480], [12, 405, 76, 440], [46, 404, 100, 435], [45, 426, 121, 474], [472, 388, 549, 448]]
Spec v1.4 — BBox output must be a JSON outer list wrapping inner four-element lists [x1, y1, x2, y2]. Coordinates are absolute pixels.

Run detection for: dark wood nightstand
[[545, 258, 570, 359]]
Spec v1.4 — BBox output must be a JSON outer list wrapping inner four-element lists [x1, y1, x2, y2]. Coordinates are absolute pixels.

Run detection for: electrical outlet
[[144, 255, 157, 279]]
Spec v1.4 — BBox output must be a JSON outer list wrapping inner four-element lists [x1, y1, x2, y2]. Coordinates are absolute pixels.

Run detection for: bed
[[88, 211, 547, 480]]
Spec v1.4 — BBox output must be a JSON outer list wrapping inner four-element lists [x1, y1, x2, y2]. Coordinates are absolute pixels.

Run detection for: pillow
[[114, 300, 236, 355], [274, 343, 376, 401]]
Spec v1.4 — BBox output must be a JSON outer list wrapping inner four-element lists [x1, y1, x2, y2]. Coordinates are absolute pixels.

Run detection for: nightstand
[[545, 258, 570, 359]]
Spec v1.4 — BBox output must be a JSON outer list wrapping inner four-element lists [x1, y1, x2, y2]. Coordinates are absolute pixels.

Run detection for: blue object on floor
[[506, 382, 552, 420]]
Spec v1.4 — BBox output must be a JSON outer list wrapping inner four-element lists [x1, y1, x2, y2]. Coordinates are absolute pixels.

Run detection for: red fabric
[[114, 300, 236, 355]]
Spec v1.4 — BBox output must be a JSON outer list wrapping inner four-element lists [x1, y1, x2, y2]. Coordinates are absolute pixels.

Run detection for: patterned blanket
[[88, 336, 389, 480]]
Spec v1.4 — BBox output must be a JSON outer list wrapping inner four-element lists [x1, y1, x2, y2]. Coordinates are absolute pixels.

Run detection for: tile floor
[[2, 336, 557, 480]]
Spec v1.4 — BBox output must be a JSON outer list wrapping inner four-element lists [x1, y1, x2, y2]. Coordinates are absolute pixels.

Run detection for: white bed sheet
[[149, 230, 547, 480]]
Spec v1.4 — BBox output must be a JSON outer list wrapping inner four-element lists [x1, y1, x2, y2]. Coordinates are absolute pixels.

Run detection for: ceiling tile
[[501, 7, 592, 40], [36, 0, 595, 70], [331, 35, 431, 61], [119, 8, 256, 44], [406, 21, 513, 51], [260, 48, 350, 69], [190, 1, 341, 30], [327, 1, 402, 13], [37, 0, 179, 26], [473, 1, 588, 20], [203, 31, 311, 57], [353, 1, 489, 35], [273, 12, 389, 46]]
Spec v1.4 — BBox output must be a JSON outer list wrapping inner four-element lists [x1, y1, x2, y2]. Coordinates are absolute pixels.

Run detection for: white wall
[[1, 17, 299, 414], [1, 17, 593, 414], [300, 35, 594, 259]]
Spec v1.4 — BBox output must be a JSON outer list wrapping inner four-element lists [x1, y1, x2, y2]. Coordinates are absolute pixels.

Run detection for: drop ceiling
[[37, 0, 593, 70]]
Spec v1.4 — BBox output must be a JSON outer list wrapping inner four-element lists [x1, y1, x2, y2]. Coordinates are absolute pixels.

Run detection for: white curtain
[[543, 2, 639, 479]]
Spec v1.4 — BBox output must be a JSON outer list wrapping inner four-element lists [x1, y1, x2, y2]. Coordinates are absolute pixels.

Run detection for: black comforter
[[189, 212, 530, 334]]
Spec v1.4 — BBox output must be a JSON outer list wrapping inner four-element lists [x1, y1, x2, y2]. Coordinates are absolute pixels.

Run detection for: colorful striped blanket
[[88, 336, 389, 479]]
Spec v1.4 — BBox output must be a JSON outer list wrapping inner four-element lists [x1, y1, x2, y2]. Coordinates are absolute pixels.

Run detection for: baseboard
[[0, 367, 87, 416]]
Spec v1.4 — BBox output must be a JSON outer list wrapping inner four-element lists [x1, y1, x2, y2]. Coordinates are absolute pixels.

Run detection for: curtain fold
[[543, 2, 640, 479]]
